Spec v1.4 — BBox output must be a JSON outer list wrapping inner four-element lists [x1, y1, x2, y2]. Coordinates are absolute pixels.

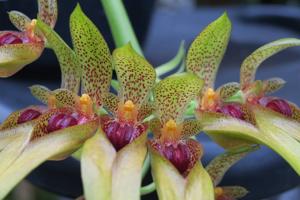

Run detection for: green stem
[[142, 152, 150, 179], [100, 0, 143, 56], [140, 182, 156, 196]]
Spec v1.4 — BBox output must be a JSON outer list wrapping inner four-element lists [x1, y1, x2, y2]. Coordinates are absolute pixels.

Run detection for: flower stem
[[140, 182, 156, 196], [142, 152, 150, 179], [99, 0, 143, 56]]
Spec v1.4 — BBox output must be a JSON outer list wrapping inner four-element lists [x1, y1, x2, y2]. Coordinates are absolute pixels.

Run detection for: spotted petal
[[113, 43, 156, 107], [81, 128, 147, 200], [36, 20, 80, 93], [240, 38, 300, 89], [0, 120, 98, 199], [206, 145, 258, 186], [216, 82, 240, 101], [150, 148, 214, 200], [30, 85, 51, 104], [186, 13, 231, 93], [154, 73, 203, 124], [222, 186, 249, 199], [262, 77, 286, 95], [38, 0, 57, 28], [102, 93, 119, 115], [181, 119, 203, 139], [0, 32, 44, 77], [8, 11, 31, 32], [70, 5, 112, 106]]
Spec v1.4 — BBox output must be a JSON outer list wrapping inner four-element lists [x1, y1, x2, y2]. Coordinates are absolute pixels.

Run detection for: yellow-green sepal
[[81, 128, 147, 200], [150, 149, 214, 200]]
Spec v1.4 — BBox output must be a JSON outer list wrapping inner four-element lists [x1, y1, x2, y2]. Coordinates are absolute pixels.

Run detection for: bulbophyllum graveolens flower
[[0, 0, 57, 77], [186, 13, 300, 175], [149, 73, 215, 200]]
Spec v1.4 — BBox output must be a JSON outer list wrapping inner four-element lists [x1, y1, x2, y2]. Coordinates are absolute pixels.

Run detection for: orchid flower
[[148, 73, 215, 200], [186, 13, 300, 175], [206, 145, 258, 200], [80, 43, 156, 199], [0, 4, 114, 198], [0, 0, 57, 77]]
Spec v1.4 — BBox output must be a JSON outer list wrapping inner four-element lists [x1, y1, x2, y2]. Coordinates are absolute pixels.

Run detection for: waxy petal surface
[[8, 11, 31, 32]]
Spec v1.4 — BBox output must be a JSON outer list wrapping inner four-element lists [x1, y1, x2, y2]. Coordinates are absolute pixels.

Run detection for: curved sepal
[[113, 43, 156, 107], [36, 20, 80, 93], [154, 73, 203, 124], [262, 77, 286, 95], [70, 5, 112, 106], [102, 93, 119, 115], [30, 85, 51, 104], [206, 145, 258, 186], [240, 38, 300, 89], [150, 148, 214, 200], [0, 120, 98, 199], [186, 13, 231, 92], [222, 186, 249, 199], [0, 33, 44, 77], [138, 103, 155, 122], [81, 128, 147, 200], [8, 11, 31, 32], [216, 82, 240, 101], [38, 0, 57, 28], [181, 119, 202, 139]]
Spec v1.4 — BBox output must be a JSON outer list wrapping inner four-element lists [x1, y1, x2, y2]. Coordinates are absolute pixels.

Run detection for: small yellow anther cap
[[124, 100, 135, 112], [214, 187, 224, 197]]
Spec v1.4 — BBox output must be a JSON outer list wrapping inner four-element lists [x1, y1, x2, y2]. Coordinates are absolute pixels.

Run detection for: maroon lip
[[265, 98, 292, 117], [0, 32, 25, 46], [17, 108, 42, 124], [217, 103, 245, 120]]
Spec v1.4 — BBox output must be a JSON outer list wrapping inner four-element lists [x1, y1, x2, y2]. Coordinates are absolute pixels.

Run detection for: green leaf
[[0, 120, 98, 199], [81, 128, 147, 200], [150, 149, 214, 200], [154, 73, 203, 124], [113, 43, 156, 107], [216, 82, 240, 101], [8, 11, 31, 32], [0, 31, 44, 78], [36, 20, 80, 93], [206, 145, 258, 186], [262, 77, 286, 94], [240, 38, 300, 89], [38, 0, 57, 28], [70, 4, 112, 106], [186, 13, 231, 92]]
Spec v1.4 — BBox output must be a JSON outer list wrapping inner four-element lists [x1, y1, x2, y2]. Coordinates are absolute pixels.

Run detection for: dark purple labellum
[[0, 33, 23, 46], [101, 116, 146, 151], [217, 104, 245, 120], [266, 98, 292, 117], [47, 112, 78, 133], [17, 109, 42, 124]]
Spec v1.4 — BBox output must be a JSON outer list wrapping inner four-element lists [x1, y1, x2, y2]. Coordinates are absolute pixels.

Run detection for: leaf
[[8, 11, 31, 32], [38, 0, 57, 28], [113, 43, 156, 107], [206, 145, 258, 186], [216, 82, 240, 101], [150, 149, 214, 200], [0, 31, 44, 78], [186, 13, 231, 93], [70, 4, 112, 106], [0, 120, 98, 199], [81, 128, 147, 200], [30, 85, 51, 104], [262, 77, 286, 94], [240, 38, 300, 89], [153, 73, 203, 124], [36, 20, 80, 93]]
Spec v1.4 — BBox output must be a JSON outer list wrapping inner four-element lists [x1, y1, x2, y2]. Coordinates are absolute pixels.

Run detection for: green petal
[[206, 145, 258, 186], [0, 38, 44, 77], [8, 11, 31, 32], [149, 118, 162, 138], [240, 38, 300, 89], [216, 82, 240, 101], [181, 119, 202, 138], [81, 128, 147, 200], [102, 93, 119, 115], [186, 13, 231, 92], [262, 77, 286, 94], [36, 20, 80, 93], [222, 186, 249, 199], [113, 43, 156, 107], [0, 120, 98, 199], [70, 4, 112, 106], [53, 88, 78, 107], [150, 149, 214, 200], [30, 85, 51, 104], [154, 73, 203, 124], [137, 103, 155, 122], [38, 0, 57, 28]]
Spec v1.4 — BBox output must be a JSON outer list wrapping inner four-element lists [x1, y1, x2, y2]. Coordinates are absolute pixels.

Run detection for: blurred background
[[1, 0, 300, 199]]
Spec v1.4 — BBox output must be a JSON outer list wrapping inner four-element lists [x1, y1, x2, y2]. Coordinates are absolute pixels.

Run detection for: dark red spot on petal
[[0, 33, 23, 46], [217, 103, 245, 120], [17, 109, 42, 124], [266, 98, 292, 117], [101, 116, 146, 151]]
